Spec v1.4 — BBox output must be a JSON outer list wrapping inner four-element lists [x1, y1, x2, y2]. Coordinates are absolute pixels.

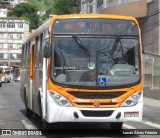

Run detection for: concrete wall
[[139, 0, 160, 54]]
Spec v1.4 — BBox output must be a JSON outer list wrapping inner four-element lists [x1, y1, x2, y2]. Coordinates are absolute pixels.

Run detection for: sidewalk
[[144, 97, 160, 108]]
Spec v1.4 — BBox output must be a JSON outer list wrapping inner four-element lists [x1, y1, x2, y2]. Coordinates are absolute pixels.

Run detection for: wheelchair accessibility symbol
[[98, 77, 107, 86]]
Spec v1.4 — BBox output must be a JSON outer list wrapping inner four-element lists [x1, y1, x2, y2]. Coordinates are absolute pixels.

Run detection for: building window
[[17, 44, 22, 49], [11, 53, 17, 59], [0, 22, 6, 28], [0, 44, 3, 49], [17, 34, 22, 39], [8, 34, 13, 40], [8, 44, 13, 49], [0, 33, 4, 38], [4, 54, 8, 59], [17, 23, 23, 28], [0, 53, 3, 59], [97, 0, 103, 8], [17, 54, 21, 59], [7, 22, 15, 28]]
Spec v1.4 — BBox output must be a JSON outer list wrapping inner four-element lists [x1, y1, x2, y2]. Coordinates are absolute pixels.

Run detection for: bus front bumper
[[47, 101, 143, 123]]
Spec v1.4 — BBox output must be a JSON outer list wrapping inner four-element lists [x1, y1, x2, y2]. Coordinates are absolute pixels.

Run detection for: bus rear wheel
[[26, 107, 33, 118], [110, 122, 123, 129]]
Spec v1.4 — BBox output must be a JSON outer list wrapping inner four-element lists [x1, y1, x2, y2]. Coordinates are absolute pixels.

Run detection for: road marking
[[123, 124, 136, 129], [21, 120, 36, 129], [142, 120, 160, 129]]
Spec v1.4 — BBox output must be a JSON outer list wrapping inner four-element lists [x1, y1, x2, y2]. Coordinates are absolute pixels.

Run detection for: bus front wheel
[[42, 120, 51, 129]]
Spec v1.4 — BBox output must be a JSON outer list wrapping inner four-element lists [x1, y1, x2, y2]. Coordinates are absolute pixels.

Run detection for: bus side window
[[21, 45, 25, 69], [39, 33, 44, 67], [125, 47, 135, 66], [35, 36, 40, 68], [26, 42, 31, 69], [24, 44, 28, 69]]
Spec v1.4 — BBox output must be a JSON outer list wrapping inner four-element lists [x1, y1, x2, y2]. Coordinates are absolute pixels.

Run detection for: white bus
[[20, 14, 143, 129], [0, 66, 13, 83]]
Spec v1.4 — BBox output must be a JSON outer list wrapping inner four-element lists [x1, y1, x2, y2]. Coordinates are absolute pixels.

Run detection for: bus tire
[[26, 107, 33, 118], [42, 120, 50, 129], [110, 122, 123, 129]]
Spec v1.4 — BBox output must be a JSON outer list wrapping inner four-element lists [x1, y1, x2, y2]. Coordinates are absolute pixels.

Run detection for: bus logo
[[94, 101, 100, 107]]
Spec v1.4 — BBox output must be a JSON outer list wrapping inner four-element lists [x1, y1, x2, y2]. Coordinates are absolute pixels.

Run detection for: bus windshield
[[51, 19, 140, 87], [13, 69, 20, 76]]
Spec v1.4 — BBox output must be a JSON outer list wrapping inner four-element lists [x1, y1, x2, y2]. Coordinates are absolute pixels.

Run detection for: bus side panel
[[20, 69, 25, 104], [25, 68, 31, 109], [20, 69, 29, 105], [32, 68, 42, 116]]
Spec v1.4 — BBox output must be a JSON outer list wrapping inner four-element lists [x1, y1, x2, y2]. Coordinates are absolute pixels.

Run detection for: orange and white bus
[[0, 66, 13, 83], [20, 14, 143, 129], [13, 67, 21, 81]]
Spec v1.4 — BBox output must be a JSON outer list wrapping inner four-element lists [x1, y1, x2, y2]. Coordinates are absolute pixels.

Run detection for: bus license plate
[[124, 112, 139, 117]]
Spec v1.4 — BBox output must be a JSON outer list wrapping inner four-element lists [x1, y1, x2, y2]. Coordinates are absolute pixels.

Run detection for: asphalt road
[[0, 82, 160, 138]]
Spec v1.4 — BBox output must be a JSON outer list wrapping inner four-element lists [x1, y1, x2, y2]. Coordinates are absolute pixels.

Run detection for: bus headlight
[[121, 91, 142, 107], [49, 91, 73, 107]]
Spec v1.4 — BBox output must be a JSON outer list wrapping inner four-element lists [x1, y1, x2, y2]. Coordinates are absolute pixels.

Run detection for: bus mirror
[[43, 42, 51, 58]]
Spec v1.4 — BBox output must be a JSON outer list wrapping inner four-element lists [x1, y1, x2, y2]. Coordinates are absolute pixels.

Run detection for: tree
[[53, 0, 80, 14], [42, 0, 81, 21], [7, 3, 40, 30], [7, 0, 81, 29], [27, 0, 46, 11]]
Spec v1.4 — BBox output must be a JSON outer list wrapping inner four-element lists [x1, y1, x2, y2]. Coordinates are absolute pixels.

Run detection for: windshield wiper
[[110, 36, 125, 60], [110, 36, 121, 56], [72, 35, 90, 57]]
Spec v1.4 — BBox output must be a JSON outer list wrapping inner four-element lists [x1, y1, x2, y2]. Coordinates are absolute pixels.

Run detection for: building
[[81, 0, 160, 99], [0, 17, 29, 67], [0, 0, 29, 67], [0, 0, 26, 9], [81, 0, 159, 54]]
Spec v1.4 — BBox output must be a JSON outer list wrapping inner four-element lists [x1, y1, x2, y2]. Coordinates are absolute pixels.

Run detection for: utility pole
[[86, 0, 90, 14], [7, 20, 10, 66], [82, 0, 90, 14]]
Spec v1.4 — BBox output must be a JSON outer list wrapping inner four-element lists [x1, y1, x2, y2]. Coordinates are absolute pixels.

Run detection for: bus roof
[[50, 14, 138, 22]]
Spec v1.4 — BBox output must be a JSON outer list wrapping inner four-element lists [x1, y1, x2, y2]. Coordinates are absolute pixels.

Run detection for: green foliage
[[7, 0, 81, 30], [27, 0, 46, 11], [41, 0, 80, 21], [7, 2, 40, 31], [53, 0, 80, 15]]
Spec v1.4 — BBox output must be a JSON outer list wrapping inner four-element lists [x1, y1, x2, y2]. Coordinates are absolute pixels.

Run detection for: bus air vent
[[67, 91, 126, 99], [80, 110, 114, 117]]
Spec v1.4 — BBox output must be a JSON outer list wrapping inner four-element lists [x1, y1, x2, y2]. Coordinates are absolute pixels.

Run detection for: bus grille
[[67, 91, 126, 99], [80, 110, 114, 117]]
